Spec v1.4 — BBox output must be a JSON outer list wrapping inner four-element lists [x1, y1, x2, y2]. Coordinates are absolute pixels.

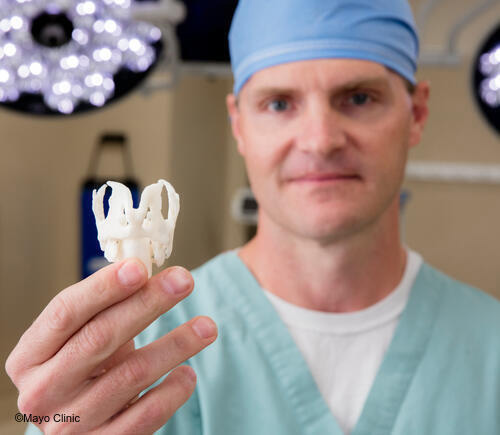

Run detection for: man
[[6, 0, 500, 434]]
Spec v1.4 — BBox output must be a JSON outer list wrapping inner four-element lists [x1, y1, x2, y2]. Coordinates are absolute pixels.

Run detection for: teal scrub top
[[26, 251, 500, 434], [138, 251, 500, 435]]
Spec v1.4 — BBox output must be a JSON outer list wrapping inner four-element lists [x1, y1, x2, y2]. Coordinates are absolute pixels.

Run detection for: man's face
[[227, 59, 429, 243]]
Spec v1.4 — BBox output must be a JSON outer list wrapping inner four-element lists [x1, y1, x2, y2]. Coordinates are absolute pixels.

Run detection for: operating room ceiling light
[[472, 23, 500, 134], [0, 0, 164, 115], [479, 45, 500, 107]]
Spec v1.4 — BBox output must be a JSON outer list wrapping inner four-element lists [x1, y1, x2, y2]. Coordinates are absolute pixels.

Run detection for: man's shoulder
[[419, 261, 500, 331]]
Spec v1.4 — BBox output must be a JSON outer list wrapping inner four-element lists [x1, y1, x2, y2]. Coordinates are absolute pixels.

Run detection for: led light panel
[[0, 0, 163, 115], [472, 23, 500, 134]]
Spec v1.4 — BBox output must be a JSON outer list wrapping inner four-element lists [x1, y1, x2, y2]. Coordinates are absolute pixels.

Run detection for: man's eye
[[268, 99, 289, 112], [348, 93, 371, 106]]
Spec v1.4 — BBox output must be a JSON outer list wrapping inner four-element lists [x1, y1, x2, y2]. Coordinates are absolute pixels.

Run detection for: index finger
[[9, 259, 148, 372]]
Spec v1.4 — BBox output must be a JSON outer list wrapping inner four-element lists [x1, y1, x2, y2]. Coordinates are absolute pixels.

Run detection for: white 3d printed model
[[92, 179, 180, 278]]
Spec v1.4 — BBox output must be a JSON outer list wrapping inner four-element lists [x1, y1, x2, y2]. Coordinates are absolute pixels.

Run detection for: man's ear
[[408, 81, 430, 148], [226, 93, 246, 156]]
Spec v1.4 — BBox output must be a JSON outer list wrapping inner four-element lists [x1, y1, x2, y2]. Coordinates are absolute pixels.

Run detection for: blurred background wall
[[1, 0, 499, 432]]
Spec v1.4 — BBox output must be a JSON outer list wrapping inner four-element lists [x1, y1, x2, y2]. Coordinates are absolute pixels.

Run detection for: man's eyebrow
[[250, 76, 391, 99], [250, 86, 296, 100], [332, 76, 391, 92]]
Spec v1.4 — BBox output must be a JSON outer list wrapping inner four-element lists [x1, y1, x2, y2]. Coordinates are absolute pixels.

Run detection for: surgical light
[[472, 23, 500, 134], [0, 0, 175, 116]]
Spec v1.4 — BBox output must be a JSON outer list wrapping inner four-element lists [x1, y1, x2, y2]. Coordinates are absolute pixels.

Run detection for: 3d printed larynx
[[92, 179, 180, 278]]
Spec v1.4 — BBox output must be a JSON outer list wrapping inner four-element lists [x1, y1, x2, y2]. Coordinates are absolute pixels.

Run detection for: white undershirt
[[263, 249, 423, 435]]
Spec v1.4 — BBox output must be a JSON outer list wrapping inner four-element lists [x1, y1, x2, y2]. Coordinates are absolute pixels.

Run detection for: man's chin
[[287, 213, 367, 244]]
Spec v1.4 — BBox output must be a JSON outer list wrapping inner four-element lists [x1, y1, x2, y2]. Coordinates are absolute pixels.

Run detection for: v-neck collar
[[351, 262, 442, 435], [217, 250, 442, 435]]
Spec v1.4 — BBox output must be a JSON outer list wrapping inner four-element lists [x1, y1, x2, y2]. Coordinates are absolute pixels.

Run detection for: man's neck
[[238, 205, 407, 313]]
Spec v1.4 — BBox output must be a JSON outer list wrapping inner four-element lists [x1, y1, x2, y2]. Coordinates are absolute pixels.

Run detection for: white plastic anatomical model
[[92, 179, 180, 278]]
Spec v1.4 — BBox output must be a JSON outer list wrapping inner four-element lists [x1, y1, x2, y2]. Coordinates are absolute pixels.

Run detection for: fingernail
[[192, 317, 217, 339], [162, 268, 191, 296], [118, 260, 144, 286]]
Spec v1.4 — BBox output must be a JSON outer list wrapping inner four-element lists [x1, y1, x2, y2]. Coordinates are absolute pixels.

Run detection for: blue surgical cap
[[229, 0, 419, 95]]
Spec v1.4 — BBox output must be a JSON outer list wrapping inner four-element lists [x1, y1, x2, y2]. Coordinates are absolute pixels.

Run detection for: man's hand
[[5, 259, 217, 434]]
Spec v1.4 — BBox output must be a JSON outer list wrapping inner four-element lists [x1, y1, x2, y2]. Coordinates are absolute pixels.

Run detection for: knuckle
[[5, 353, 20, 382], [137, 287, 161, 314], [17, 393, 30, 415], [172, 367, 196, 396], [123, 406, 163, 435], [119, 355, 149, 386], [90, 267, 115, 295], [52, 420, 73, 435], [43, 422, 56, 435], [172, 332, 192, 354], [76, 318, 113, 357], [139, 402, 166, 426], [46, 294, 74, 333], [17, 383, 45, 416], [44, 420, 65, 435]]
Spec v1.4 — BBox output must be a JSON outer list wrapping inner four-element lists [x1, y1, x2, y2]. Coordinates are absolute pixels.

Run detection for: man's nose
[[296, 102, 348, 155]]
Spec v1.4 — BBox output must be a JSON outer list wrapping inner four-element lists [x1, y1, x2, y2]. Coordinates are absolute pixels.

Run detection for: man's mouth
[[288, 173, 361, 183]]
